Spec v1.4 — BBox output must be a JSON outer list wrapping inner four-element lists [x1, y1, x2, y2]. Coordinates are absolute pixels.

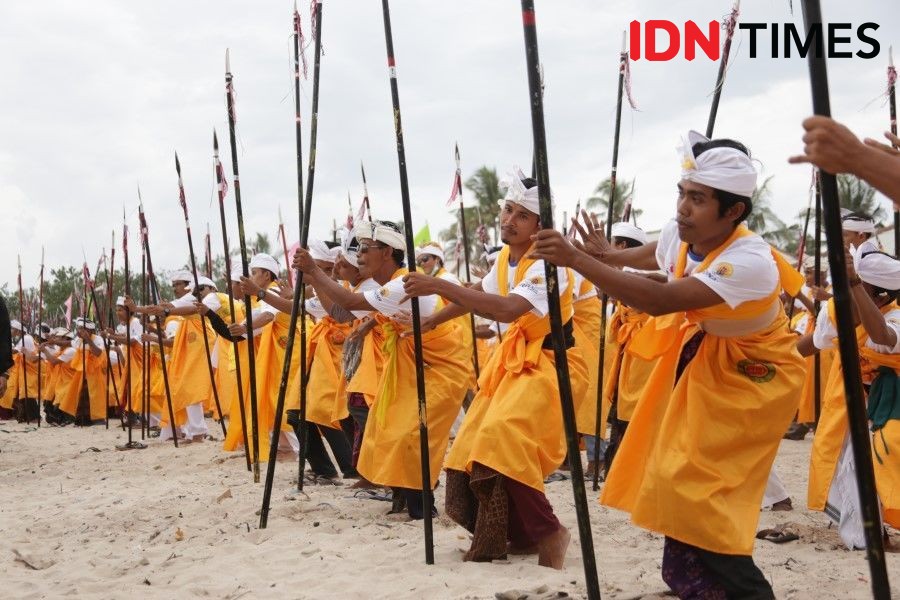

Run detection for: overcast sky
[[1, 0, 897, 289]]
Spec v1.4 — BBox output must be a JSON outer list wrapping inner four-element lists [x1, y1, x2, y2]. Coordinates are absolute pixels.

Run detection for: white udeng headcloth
[[358, 221, 405, 251], [498, 165, 541, 215], [249, 253, 280, 276], [842, 214, 876, 234], [230, 265, 243, 283], [851, 245, 900, 291], [610, 222, 648, 245], [679, 130, 757, 198], [309, 239, 339, 263], [416, 243, 444, 263]]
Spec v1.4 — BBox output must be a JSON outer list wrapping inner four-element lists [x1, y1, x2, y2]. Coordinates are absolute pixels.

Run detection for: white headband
[[197, 276, 217, 290], [842, 216, 876, 234], [230, 265, 244, 283], [249, 253, 280, 276], [679, 130, 757, 198], [10, 319, 22, 331], [309, 239, 340, 264], [171, 270, 193, 285], [369, 222, 406, 251], [498, 165, 541, 215], [416, 244, 444, 263], [116, 296, 127, 306], [851, 245, 900, 291], [610, 222, 648, 245]]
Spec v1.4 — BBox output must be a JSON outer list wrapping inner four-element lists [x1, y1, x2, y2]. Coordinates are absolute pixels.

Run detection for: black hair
[[613, 236, 643, 249], [691, 139, 753, 225]]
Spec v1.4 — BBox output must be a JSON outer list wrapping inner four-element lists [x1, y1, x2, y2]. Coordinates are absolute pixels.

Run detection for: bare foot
[[537, 526, 570, 569]]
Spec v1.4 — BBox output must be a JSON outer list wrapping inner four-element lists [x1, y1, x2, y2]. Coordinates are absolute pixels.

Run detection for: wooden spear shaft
[[214, 130, 251, 471], [799, 1, 890, 596], [520, 2, 601, 597], [379, 0, 435, 563], [260, 0, 323, 528], [175, 152, 226, 437], [592, 34, 627, 493], [226, 49, 262, 481]]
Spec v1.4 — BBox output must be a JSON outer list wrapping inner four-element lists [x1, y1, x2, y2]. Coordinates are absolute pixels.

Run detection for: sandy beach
[[0, 420, 896, 600]]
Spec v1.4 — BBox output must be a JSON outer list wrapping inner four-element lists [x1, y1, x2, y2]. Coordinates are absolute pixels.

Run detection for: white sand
[[0, 421, 896, 599]]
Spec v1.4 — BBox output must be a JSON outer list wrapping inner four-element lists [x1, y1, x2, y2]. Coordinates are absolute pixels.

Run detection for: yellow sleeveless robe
[[602, 225, 805, 555], [356, 269, 471, 489], [167, 312, 214, 416], [445, 246, 588, 492], [56, 345, 109, 420]]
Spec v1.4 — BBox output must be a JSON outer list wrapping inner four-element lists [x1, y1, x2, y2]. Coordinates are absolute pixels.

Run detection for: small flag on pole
[[414, 223, 431, 246]]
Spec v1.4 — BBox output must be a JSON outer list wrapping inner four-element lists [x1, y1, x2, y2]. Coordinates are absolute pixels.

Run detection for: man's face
[[315, 260, 335, 280], [116, 306, 127, 323], [675, 179, 741, 245], [842, 230, 868, 250], [230, 281, 242, 298], [499, 201, 541, 246], [416, 253, 437, 275], [196, 286, 213, 300], [250, 268, 273, 289], [172, 281, 190, 298], [356, 238, 393, 279], [334, 256, 359, 282]]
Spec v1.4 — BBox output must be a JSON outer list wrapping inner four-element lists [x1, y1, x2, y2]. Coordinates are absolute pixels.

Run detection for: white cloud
[[1, 0, 897, 288]]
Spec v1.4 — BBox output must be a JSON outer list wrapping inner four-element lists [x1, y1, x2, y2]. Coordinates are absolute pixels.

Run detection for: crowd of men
[[2, 118, 899, 599]]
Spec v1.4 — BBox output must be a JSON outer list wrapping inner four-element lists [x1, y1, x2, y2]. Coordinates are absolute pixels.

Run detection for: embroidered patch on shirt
[[737, 359, 775, 383], [712, 262, 734, 278]]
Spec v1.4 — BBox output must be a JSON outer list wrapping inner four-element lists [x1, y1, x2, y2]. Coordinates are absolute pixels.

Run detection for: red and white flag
[[446, 171, 461, 207]]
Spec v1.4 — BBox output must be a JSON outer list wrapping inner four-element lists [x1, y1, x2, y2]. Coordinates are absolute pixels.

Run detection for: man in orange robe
[[404, 170, 588, 570], [533, 132, 805, 598]]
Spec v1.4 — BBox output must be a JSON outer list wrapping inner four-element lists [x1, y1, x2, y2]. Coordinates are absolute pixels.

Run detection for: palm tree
[[585, 178, 642, 223], [837, 174, 886, 224], [252, 232, 272, 255], [745, 176, 791, 245], [439, 166, 504, 269]]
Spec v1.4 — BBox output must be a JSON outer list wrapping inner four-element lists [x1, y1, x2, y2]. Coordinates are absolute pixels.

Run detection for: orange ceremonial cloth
[[356, 269, 471, 489], [56, 342, 110, 421], [222, 300, 261, 455], [306, 308, 353, 430], [602, 225, 805, 555], [445, 246, 588, 492], [796, 311, 835, 424], [573, 287, 602, 436], [603, 306, 661, 422]]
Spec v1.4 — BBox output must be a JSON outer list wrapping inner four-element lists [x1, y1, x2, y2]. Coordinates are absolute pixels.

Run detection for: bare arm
[[531, 230, 724, 316], [850, 283, 896, 347], [403, 276, 533, 323], [796, 334, 818, 357]]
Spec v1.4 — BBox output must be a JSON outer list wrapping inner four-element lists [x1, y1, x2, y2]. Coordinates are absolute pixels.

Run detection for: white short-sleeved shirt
[[305, 296, 329, 320], [116, 318, 144, 343], [481, 253, 569, 318], [203, 293, 222, 313], [15, 334, 36, 355], [654, 219, 779, 309], [437, 270, 462, 286], [351, 278, 381, 319], [865, 307, 900, 355], [58, 345, 76, 363], [812, 305, 838, 351], [364, 276, 438, 318], [170, 293, 198, 309]]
